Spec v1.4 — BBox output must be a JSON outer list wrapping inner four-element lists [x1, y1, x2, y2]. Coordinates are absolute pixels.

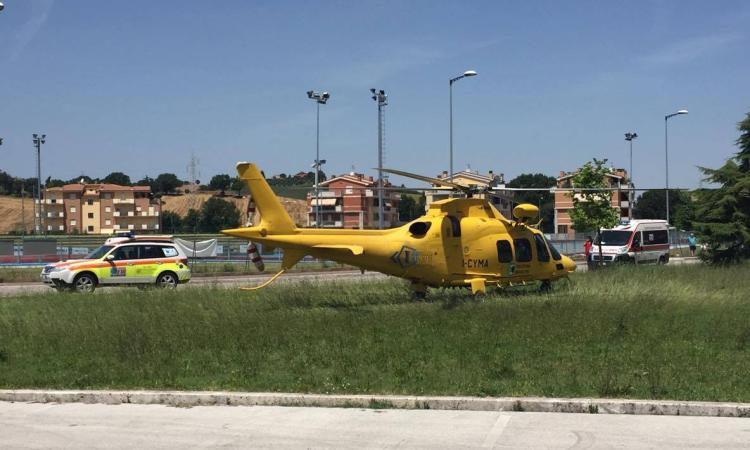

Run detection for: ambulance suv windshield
[[86, 245, 114, 260], [595, 231, 631, 246]]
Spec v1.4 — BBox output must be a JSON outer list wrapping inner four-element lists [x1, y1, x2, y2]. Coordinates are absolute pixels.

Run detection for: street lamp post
[[307, 90, 330, 228], [32, 134, 46, 234], [371, 89, 388, 229], [449, 70, 477, 182], [664, 110, 688, 224], [624, 132, 638, 220]]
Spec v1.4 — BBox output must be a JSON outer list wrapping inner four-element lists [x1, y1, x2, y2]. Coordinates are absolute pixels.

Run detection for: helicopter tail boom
[[235, 162, 296, 235]]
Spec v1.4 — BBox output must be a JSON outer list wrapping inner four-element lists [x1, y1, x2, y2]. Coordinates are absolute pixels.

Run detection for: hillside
[[0, 196, 34, 234], [0, 193, 309, 234], [160, 193, 309, 227]]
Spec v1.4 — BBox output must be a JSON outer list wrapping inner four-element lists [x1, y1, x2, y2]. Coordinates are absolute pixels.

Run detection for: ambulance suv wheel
[[156, 271, 178, 289], [73, 273, 97, 294]]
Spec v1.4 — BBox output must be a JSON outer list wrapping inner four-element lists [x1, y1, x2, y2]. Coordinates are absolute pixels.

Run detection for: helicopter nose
[[563, 255, 577, 273]]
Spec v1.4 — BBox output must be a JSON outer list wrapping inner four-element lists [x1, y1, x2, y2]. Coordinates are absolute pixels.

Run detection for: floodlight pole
[[307, 90, 330, 228], [33, 134, 46, 234], [664, 110, 687, 225], [371, 89, 388, 229], [625, 132, 637, 220], [449, 70, 477, 183]]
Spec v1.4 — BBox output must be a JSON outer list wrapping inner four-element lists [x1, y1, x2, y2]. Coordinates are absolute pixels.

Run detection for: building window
[[105, 206, 111, 213], [87, 225, 94, 232], [87, 212, 94, 219], [103, 193, 112, 199], [70, 220, 77, 226], [70, 207, 76, 213], [345, 186, 353, 194], [86, 199, 94, 205], [68, 193, 77, 200], [557, 225, 568, 234], [105, 219, 111, 226]]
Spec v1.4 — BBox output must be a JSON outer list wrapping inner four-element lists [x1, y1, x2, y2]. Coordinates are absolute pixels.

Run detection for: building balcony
[[309, 205, 342, 213], [113, 211, 121, 217], [319, 221, 343, 228], [46, 212, 65, 218], [308, 191, 337, 199]]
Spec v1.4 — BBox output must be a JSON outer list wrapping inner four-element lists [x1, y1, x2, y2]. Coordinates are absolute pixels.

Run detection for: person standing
[[687, 233, 697, 257], [584, 236, 594, 268]]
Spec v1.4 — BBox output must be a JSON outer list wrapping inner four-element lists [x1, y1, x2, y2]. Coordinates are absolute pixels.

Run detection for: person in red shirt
[[584, 236, 594, 268]]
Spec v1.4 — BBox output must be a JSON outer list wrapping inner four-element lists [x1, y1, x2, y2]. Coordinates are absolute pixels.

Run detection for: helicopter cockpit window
[[496, 240, 513, 263], [513, 238, 532, 262], [447, 216, 461, 237], [544, 236, 563, 261], [408, 221, 431, 236], [534, 234, 550, 262]]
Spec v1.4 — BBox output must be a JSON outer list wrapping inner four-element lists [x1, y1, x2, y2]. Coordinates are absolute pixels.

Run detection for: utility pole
[[664, 110, 688, 224], [449, 70, 477, 182], [624, 132, 637, 220], [32, 134, 46, 234], [371, 89, 388, 229]]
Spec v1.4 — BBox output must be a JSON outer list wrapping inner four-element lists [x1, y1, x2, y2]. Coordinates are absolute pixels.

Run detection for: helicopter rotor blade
[[379, 168, 471, 193]]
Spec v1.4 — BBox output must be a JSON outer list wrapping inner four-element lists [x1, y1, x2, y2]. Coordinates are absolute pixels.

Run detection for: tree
[[507, 173, 556, 233], [183, 208, 202, 233], [161, 210, 183, 234], [208, 174, 232, 192], [633, 189, 691, 224], [398, 193, 426, 222], [568, 159, 620, 265], [66, 175, 95, 184], [200, 197, 240, 232], [230, 177, 245, 196], [102, 172, 132, 186], [154, 173, 182, 194], [692, 112, 750, 263]]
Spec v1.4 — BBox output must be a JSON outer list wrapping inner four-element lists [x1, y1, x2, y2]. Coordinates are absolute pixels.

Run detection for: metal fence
[[0, 227, 697, 267]]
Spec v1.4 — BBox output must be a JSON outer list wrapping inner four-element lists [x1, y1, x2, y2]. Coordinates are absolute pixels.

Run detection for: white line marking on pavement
[[481, 413, 512, 448]]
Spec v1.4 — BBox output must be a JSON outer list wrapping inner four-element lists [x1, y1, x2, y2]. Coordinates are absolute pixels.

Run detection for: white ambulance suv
[[41, 234, 192, 293], [591, 220, 670, 265]]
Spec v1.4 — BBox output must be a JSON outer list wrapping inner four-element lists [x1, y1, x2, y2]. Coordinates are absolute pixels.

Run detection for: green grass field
[[1, 264, 749, 402]]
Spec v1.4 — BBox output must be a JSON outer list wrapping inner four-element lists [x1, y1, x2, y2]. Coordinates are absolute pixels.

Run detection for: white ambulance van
[[591, 220, 670, 265]]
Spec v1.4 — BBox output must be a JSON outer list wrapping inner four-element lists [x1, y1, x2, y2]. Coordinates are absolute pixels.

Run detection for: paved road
[[1, 402, 747, 449], [0, 258, 700, 297]]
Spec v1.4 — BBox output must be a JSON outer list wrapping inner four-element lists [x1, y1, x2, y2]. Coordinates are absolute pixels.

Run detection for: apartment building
[[553, 168, 629, 236], [307, 173, 400, 228], [40, 183, 161, 234], [426, 169, 514, 219]]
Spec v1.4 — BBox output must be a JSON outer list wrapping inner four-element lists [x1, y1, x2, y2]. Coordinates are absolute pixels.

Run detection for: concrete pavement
[[1, 402, 748, 449]]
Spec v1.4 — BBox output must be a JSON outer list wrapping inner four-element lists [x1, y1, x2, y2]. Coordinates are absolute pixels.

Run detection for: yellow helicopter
[[222, 162, 576, 297]]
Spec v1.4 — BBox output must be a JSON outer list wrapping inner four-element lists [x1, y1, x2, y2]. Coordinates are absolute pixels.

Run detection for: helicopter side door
[[442, 215, 464, 277]]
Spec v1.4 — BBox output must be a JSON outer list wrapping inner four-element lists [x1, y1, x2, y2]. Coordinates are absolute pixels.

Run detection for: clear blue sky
[[1, 0, 748, 189]]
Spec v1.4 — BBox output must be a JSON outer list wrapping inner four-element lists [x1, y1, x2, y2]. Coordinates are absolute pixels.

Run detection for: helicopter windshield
[[595, 231, 632, 246]]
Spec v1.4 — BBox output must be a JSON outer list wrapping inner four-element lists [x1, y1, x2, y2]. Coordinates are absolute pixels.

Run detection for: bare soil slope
[[0, 196, 34, 234], [161, 193, 308, 227]]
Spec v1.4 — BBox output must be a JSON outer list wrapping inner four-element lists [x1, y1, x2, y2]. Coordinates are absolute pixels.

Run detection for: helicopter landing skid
[[240, 269, 287, 291]]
